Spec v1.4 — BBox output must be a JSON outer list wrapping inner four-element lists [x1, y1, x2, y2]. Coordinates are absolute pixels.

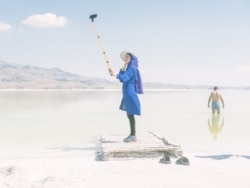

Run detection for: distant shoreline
[[0, 88, 249, 92]]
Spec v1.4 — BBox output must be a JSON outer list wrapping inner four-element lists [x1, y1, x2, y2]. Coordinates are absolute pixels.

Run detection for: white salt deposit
[[0, 147, 250, 188]]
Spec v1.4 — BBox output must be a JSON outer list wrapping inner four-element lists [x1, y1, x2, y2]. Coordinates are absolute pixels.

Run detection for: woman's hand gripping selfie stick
[[89, 14, 112, 76]]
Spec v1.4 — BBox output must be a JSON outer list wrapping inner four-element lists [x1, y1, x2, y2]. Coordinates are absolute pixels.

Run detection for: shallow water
[[0, 89, 249, 153]]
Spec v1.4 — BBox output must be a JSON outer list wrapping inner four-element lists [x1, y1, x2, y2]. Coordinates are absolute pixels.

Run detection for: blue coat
[[117, 66, 141, 115]]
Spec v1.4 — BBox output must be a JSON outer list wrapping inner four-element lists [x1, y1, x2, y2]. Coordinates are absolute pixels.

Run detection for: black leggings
[[127, 114, 136, 136]]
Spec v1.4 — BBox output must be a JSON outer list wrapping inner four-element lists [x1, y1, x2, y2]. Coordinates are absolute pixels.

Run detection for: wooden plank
[[99, 132, 183, 161]]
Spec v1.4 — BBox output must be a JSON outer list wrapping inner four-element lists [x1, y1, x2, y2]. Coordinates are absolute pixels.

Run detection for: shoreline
[[0, 88, 249, 92]]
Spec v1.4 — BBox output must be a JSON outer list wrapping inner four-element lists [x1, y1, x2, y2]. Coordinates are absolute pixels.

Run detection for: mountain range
[[0, 61, 248, 90], [0, 61, 118, 89]]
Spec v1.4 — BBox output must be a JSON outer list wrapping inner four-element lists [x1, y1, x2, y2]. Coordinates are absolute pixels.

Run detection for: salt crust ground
[[0, 148, 250, 188]]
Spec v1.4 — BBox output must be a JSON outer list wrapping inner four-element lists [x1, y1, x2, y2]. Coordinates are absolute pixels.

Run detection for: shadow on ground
[[195, 154, 250, 160]]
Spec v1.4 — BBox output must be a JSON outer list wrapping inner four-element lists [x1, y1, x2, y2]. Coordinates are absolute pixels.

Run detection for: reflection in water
[[0, 90, 109, 114], [0, 90, 121, 149], [208, 114, 224, 140]]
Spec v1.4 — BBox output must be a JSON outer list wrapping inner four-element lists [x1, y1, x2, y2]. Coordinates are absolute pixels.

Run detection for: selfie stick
[[89, 14, 112, 74]]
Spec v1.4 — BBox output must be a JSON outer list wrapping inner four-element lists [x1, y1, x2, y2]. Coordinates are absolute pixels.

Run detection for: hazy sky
[[0, 0, 250, 86]]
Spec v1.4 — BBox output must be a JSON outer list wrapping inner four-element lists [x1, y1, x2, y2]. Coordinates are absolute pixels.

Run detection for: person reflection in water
[[208, 114, 224, 140]]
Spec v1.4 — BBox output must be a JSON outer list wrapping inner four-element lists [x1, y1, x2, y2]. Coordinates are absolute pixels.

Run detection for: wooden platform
[[98, 132, 183, 161]]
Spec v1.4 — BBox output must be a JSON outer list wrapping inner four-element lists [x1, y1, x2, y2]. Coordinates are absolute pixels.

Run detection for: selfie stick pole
[[89, 14, 112, 74]]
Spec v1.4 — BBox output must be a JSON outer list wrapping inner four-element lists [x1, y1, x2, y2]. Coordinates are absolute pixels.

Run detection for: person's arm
[[220, 117, 224, 128], [208, 118, 211, 130], [220, 95, 225, 108], [109, 63, 128, 77], [208, 93, 212, 108], [117, 67, 136, 83]]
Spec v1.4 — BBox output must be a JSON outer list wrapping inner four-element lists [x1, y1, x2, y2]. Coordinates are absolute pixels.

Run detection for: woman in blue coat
[[109, 51, 143, 142]]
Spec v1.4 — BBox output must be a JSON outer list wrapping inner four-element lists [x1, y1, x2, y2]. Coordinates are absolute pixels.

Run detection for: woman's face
[[123, 54, 131, 64]]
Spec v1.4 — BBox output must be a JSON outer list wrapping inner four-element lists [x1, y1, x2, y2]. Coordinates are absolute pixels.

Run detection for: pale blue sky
[[0, 0, 250, 86]]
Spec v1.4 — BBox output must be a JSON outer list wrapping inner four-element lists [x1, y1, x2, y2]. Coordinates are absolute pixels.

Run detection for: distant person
[[208, 86, 225, 114], [109, 51, 143, 142]]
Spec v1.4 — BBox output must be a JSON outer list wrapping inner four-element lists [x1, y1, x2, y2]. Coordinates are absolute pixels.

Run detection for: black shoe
[[159, 156, 171, 164], [176, 156, 190, 165]]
